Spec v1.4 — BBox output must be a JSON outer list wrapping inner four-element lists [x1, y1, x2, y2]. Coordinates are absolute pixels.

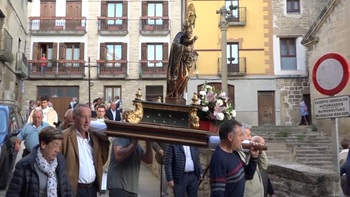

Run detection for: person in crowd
[[15, 110, 50, 157], [69, 97, 78, 109], [210, 119, 259, 197], [299, 100, 309, 125], [28, 95, 58, 127], [6, 126, 73, 197], [165, 144, 203, 197], [106, 102, 121, 121], [340, 138, 350, 195], [61, 104, 110, 197], [40, 53, 47, 75], [92, 105, 108, 122], [57, 109, 74, 132], [28, 100, 36, 117], [341, 150, 350, 197], [114, 95, 122, 112], [152, 142, 169, 196], [107, 111, 153, 197]]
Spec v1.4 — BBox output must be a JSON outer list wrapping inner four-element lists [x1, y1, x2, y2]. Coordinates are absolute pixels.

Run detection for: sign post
[[312, 53, 350, 174]]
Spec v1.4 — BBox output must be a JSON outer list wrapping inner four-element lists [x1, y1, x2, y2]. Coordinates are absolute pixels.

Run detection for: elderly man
[[69, 97, 78, 109], [27, 95, 58, 127], [106, 102, 121, 121], [61, 104, 110, 197], [15, 110, 50, 157], [210, 119, 258, 197], [58, 109, 74, 132]]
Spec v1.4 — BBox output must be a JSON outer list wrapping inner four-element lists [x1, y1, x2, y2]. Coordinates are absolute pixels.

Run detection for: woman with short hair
[[6, 126, 73, 197]]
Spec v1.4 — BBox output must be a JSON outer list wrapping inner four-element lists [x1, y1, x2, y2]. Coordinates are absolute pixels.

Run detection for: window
[[147, 2, 163, 25], [286, 0, 300, 13], [280, 38, 297, 70], [147, 44, 163, 67], [99, 43, 127, 67], [106, 44, 122, 65], [33, 42, 58, 66], [146, 85, 163, 102], [227, 42, 239, 72], [66, 43, 80, 67], [225, 0, 239, 19], [104, 86, 121, 103], [107, 2, 123, 25]]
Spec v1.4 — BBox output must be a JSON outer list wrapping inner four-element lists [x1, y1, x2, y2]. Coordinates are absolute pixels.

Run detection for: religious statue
[[166, 4, 198, 104]]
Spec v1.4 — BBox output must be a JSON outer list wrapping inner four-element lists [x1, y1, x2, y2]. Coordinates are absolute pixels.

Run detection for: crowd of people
[[6, 93, 282, 197]]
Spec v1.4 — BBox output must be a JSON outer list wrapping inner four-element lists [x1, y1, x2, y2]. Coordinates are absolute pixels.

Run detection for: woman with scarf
[[6, 126, 73, 197]]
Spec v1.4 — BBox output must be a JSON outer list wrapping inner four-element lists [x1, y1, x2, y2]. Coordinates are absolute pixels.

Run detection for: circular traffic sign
[[312, 53, 350, 96]]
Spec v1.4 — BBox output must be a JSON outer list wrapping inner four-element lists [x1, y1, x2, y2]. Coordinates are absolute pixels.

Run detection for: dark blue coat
[[165, 144, 203, 184], [6, 146, 73, 197], [341, 150, 350, 195]]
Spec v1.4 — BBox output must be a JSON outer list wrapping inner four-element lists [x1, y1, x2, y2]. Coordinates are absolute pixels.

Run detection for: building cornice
[[301, 0, 340, 47]]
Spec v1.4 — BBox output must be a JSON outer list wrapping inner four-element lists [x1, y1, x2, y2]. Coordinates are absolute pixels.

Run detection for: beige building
[[24, 0, 182, 120], [0, 0, 31, 102], [302, 0, 350, 137], [272, 0, 328, 125]]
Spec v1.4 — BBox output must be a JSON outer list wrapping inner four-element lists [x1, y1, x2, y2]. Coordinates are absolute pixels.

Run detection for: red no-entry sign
[[312, 53, 350, 96]]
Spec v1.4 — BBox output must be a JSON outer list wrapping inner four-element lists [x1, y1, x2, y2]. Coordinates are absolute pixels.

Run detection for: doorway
[[258, 91, 275, 126]]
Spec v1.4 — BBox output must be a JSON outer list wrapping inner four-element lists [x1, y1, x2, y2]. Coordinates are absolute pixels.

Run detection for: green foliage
[[312, 124, 318, 132], [275, 131, 289, 138], [297, 135, 305, 141]]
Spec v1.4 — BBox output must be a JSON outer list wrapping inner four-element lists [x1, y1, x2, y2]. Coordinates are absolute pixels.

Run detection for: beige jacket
[[61, 126, 110, 195], [27, 106, 58, 126], [243, 152, 268, 197]]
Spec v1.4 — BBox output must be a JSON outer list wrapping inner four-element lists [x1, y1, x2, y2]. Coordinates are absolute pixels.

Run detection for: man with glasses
[[93, 105, 108, 122], [61, 104, 110, 197]]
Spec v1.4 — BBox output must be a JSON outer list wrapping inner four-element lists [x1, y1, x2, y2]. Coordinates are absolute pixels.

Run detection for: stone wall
[[147, 148, 338, 196], [277, 78, 309, 126]]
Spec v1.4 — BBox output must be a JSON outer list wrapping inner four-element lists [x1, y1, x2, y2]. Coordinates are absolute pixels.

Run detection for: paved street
[[0, 164, 160, 197]]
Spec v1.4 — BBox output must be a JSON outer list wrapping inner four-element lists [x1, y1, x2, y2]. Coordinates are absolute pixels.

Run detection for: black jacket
[[105, 109, 121, 121], [6, 146, 73, 197], [165, 144, 203, 184]]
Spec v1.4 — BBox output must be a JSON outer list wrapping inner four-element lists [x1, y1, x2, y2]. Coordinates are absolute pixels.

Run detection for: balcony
[[140, 17, 170, 36], [226, 7, 247, 26], [29, 16, 87, 36], [15, 52, 28, 79], [0, 28, 13, 63], [139, 60, 168, 79], [97, 60, 128, 79], [28, 60, 85, 79], [218, 57, 246, 76], [97, 17, 128, 36]]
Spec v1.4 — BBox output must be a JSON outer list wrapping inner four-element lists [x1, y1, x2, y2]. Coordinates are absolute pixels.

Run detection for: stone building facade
[[302, 0, 350, 137], [24, 0, 182, 120], [273, 0, 328, 125], [0, 0, 30, 103]]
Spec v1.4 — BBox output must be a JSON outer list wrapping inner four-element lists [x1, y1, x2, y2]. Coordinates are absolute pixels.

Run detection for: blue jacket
[[165, 144, 203, 184], [6, 145, 73, 197]]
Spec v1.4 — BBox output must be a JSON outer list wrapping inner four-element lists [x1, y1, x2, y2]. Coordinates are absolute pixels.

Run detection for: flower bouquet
[[196, 83, 236, 130]]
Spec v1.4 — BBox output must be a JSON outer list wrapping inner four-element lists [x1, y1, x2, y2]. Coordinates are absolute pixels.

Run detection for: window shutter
[[163, 1, 168, 17], [122, 43, 127, 61], [141, 43, 147, 60], [101, 1, 108, 17], [79, 43, 85, 60], [100, 43, 106, 60], [52, 43, 58, 60], [59, 43, 66, 60], [122, 1, 128, 16], [32, 42, 39, 59], [142, 1, 148, 16], [162, 43, 168, 61]]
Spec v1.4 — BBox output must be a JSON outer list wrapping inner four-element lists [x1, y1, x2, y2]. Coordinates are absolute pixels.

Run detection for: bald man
[[58, 109, 74, 132]]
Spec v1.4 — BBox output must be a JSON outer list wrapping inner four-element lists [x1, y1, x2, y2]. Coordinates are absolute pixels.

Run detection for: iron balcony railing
[[28, 59, 85, 77], [226, 7, 247, 25], [97, 60, 128, 78], [139, 60, 168, 78], [29, 16, 87, 32], [218, 57, 246, 75], [97, 17, 128, 32], [140, 17, 170, 31], [0, 28, 13, 62], [15, 52, 28, 78]]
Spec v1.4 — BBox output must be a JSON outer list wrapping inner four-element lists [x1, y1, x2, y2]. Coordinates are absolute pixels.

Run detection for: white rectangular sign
[[314, 95, 350, 119]]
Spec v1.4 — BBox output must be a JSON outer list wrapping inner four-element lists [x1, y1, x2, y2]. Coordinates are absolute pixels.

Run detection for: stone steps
[[252, 125, 333, 169]]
